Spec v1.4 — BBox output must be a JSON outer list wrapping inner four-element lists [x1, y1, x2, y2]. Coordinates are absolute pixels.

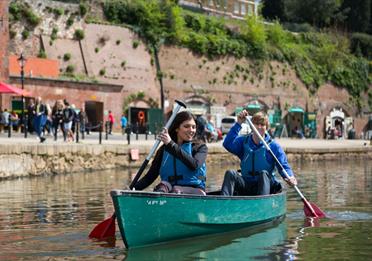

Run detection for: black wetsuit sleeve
[[133, 147, 164, 190], [164, 142, 208, 171]]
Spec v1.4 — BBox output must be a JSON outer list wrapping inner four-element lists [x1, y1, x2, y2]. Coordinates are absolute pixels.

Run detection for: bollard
[[8, 124, 11, 138], [126, 125, 131, 145], [24, 115, 28, 138], [145, 123, 149, 140], [99, 121, 102, 144], [136, 122, 139, 140], [75, 121, 79, 143], [81, 121, 85, 140], [105, 121, 109, 140]]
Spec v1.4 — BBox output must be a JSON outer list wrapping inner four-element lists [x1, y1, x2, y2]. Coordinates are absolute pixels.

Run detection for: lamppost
[[17, 53, 27, 138]]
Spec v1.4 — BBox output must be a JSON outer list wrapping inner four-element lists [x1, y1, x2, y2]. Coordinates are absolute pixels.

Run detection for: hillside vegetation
[[101, 0, 371, 112], [8, 0, 372, 112]]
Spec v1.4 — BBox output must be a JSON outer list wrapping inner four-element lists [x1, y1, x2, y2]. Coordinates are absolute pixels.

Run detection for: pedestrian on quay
[[121, 113, 128, 135], [134, 110, 208, 195], [33, 97, 48, 143], [108, 110, 115, 134]]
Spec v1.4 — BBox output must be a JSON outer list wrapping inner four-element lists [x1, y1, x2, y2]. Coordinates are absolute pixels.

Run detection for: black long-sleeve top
[[134, 141, 208, 190]]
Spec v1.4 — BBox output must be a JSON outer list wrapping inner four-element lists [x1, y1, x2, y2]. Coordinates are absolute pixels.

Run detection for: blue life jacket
[[159, 143, 206, 189], [240, 134, 275, 178]]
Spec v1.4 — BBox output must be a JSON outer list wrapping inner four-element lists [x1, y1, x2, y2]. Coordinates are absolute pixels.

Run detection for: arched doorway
[[325, 107, 352, 139], [85, 101, 103, 131], [284, 106, 305, 138], [184, 95, 210, 116]]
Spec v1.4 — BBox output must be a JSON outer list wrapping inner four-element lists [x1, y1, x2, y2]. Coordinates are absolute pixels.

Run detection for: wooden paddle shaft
[[245, 116, 318, 216]]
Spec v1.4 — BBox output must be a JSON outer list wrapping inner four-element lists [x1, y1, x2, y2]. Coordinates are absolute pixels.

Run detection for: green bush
[[51, 27, 58, 41], [66, 65, 75, 74], [38, 49, 47, 58], [66, 15, 74, 27], [63, 53, 71, 61], [22, 30, 30, 40], [101, 0, 370, 107], [74, 29, 85, 40], [53, 7, 64, 18], [350, 33, 372, 59], [79, 3, 88, 16]]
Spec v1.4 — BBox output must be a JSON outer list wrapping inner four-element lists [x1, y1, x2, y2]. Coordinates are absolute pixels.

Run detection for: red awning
[[0, 82, 31, 96]]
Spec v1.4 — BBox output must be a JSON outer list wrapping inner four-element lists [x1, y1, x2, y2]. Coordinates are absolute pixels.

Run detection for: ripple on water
[[287, 209, 372, 221]]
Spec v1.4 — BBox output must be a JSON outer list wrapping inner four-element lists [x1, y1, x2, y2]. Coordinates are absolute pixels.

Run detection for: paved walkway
[[0, 131, 370, 150]]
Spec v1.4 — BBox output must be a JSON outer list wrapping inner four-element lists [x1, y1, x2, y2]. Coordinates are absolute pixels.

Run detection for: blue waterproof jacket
[[160, 142, 207, 189], [223, 122, 294, 182]]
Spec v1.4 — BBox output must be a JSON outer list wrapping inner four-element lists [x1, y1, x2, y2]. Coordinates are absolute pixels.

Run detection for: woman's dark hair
[[168, 110, 198, 142]]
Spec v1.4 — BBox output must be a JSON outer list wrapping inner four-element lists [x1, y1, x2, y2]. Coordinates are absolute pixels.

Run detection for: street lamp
[[17, 53, 27, 138]]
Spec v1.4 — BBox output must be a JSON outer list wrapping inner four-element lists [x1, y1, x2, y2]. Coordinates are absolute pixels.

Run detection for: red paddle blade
[[89, 215, 116, 239], [303, 201, 326, 218]]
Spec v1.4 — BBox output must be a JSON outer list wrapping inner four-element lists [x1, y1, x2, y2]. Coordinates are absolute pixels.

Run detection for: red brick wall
[[9, 77, 126, 131], [0, 0, 9, 82]]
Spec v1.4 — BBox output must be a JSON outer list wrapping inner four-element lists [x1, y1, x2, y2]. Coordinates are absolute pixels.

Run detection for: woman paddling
[[134, 110, 208, 195]]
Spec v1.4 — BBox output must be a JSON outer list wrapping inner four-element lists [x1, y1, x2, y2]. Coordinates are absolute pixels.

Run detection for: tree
[[341, 0, 371, 33], [262, 0, 286, 21], [284, 0, 343, 28]]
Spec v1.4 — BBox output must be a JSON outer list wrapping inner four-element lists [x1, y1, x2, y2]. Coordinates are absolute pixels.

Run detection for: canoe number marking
[[146, 200, 167, 206]]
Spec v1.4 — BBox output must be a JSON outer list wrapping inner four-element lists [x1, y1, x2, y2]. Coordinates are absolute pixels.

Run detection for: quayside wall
[[1, 143, 371, 180]]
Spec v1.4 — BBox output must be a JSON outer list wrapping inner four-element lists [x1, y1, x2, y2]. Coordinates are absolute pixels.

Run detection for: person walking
[[108, 110, 115, 134], [62, 100, 75, 142], [134, 110, 208, 195], [121, 113, 128, 135], [221, 110, 297, 196], [33, 97, 48, 143]]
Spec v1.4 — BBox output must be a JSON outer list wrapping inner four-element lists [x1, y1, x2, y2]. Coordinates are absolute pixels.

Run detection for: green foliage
[[241, 16, 267, 58], [132, 40, 140, 49], [21, 29, 29, 40], [53, 7, 64, 18], [38, 49, 47, 58], [66, 65, 75, 74], [63, 53, 71, 61], [101, 0, 369, 108], [9, 2, 41, 27], [51, 27, 58, 41], [79, 3, 88, 16], [66, 15, 75, 28], [74, 29, 85, 40], [350, 33, 372, 59]]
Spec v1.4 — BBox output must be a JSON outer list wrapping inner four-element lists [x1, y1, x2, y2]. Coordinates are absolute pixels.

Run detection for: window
[[248, 4, 254, 15], [234, 1, 240, 14], [241, 3, 246, 15]]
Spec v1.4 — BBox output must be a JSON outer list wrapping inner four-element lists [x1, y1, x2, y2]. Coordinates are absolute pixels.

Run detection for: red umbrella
[[0, 82, 31, 96]]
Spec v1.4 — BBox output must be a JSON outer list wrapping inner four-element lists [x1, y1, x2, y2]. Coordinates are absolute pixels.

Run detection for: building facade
[[180, 0, 258, 19]]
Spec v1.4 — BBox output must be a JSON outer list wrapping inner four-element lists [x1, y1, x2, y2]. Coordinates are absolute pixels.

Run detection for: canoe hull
[[111, 190, 286, 248]]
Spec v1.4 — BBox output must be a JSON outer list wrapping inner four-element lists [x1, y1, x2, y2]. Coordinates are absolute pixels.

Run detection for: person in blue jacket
[[134, 110, 208, 195], [221, 110, 297, 196]]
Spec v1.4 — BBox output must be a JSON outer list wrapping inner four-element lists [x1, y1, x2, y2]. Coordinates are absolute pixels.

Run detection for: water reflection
[[124, 219, 289, 261], [0, 160, 370, 259]]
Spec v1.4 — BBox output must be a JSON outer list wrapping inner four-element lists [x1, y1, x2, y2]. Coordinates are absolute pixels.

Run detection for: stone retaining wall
[[1, 144, 371, 180]]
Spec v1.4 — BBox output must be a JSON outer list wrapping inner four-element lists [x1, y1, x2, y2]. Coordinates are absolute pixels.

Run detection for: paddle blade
[[89, 215, 116, 239], [303, 201, 326, 218]]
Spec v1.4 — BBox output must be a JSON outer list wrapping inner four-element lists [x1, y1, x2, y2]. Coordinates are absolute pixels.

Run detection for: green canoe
[[110, 190, 286, 248]]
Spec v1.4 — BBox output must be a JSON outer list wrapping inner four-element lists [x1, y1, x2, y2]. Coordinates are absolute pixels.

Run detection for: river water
[[0, 158, 371, 260]]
